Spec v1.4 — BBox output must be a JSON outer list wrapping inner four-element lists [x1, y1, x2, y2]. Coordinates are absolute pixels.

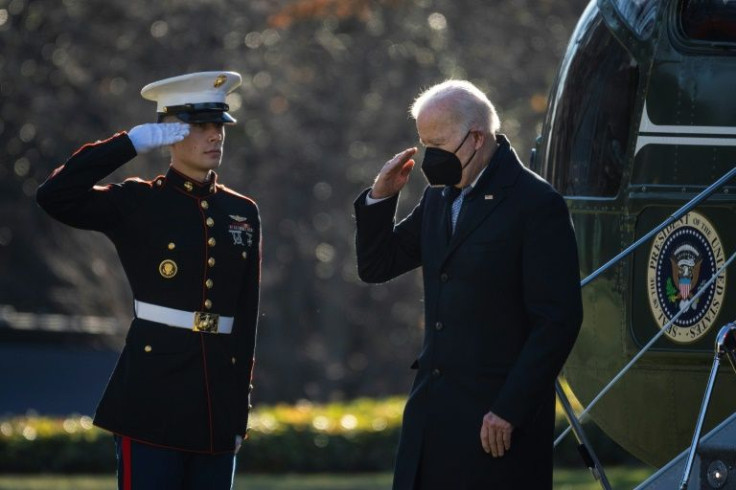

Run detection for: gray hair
[[410, 80, 500, 135]]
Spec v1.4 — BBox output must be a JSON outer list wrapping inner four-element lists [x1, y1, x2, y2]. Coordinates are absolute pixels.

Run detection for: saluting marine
[[36, 71, 261, 490]]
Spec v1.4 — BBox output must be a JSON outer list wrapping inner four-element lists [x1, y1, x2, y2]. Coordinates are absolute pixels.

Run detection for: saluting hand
[[480, 411, 513, 458], [128, 122, 190, 154], [369, 147, 417, 199]]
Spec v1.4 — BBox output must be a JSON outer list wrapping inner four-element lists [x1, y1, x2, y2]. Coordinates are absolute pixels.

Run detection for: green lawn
[[0, 467, 655, 489]]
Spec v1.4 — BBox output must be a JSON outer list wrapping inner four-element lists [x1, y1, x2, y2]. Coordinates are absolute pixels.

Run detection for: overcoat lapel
[[443, 139, 522, 263], [447, 185, 506, 250]]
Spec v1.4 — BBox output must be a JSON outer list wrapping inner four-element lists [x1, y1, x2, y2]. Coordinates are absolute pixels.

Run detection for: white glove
[[128, 122, 190, 154]]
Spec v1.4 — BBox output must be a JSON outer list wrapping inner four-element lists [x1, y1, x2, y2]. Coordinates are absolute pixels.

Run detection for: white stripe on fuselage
[[635, 103, 736, 154]]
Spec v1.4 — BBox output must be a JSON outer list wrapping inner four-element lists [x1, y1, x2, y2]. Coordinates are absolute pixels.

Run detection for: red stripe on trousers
[[122, 436, 132, 490]]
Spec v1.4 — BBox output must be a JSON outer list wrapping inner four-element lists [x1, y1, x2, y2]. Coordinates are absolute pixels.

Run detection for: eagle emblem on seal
[[669, 244, 702, 310]]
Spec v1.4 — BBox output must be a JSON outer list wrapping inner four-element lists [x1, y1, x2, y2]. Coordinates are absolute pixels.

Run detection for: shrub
[[0, 395, 637, 473]]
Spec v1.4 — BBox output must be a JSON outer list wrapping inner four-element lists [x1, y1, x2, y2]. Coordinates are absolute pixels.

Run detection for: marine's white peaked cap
[[140, 71, 242, 123]]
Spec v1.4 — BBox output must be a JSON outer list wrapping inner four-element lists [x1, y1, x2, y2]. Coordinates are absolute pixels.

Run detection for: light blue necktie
[[451, 186, 471, 232]]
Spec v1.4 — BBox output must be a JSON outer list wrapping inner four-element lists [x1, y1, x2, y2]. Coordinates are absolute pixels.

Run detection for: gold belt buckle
[[193, 312, 220, 333]]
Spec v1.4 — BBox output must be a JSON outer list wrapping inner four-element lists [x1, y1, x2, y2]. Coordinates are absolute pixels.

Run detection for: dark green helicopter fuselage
[[532, 0, 736, 467]]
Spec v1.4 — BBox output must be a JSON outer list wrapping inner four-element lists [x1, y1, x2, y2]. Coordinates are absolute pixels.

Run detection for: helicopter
[[529, 0, 736, 484]]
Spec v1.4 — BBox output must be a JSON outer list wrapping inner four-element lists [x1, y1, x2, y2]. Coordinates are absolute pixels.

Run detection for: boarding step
[[636, 411, 736, 489]]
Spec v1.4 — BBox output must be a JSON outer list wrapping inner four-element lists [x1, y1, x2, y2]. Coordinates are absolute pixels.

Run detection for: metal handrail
[[556, 381, 613, 489], [553, 165, 736, 479], [679, 323, 736, 489], [556, 249, 736, 445], [581, 166, 736, 288]]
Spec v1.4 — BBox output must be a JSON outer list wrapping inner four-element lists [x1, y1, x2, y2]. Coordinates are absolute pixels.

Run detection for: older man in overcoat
[[353, 80, 583, 489]]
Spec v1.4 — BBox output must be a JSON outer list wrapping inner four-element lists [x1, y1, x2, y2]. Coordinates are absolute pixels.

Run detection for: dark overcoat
[[354, 135, 582, 489], [36, 133, 261, 453]]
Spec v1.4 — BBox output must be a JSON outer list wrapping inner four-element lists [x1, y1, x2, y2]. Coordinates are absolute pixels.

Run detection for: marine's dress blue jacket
[[37, 133, 261, 453]]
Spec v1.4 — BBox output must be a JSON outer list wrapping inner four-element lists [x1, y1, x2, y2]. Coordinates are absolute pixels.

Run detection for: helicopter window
[[613, 0, 660, 39], [680, 0, 736, 43], [545, 16, 637, 198]]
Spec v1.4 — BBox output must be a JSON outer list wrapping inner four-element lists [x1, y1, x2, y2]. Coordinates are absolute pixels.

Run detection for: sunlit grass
[[0, 467, 656, 490]]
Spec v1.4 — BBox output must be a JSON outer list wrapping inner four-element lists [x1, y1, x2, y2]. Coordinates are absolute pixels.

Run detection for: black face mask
[[420, 131, 476, 187]]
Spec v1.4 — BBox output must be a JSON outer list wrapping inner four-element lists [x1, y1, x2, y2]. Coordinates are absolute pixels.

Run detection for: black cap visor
[[158, 102, 236, 124]]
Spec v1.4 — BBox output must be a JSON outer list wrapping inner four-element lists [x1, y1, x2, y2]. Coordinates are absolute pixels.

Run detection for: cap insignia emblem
[[214, 74, 227, 88]]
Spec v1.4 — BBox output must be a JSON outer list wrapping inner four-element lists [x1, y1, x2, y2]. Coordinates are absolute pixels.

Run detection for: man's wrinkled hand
[[480, 411, 513, 458], [128, 122, 190, 154]]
